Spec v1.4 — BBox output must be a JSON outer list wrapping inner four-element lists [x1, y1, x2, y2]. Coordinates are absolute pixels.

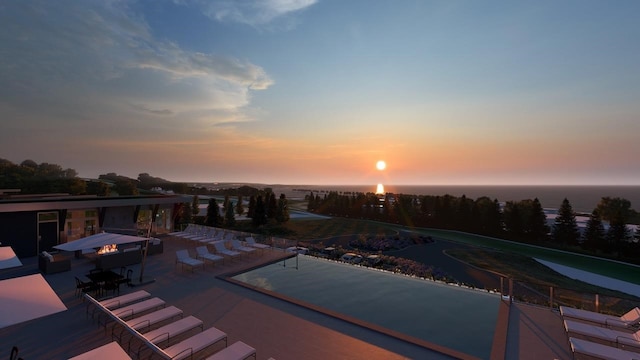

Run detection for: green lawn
[[279, 217, 640, 285]]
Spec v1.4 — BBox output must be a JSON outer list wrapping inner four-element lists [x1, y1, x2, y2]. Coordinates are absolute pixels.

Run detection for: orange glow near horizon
[[376, 183, 385, 194]]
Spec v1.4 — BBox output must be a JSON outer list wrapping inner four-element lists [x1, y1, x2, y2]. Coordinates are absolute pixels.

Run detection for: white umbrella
[[53, 232, 145, 252]]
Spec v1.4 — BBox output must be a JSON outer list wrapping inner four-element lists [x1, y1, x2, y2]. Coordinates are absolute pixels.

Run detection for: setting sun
[[376, 160, 386, 171]]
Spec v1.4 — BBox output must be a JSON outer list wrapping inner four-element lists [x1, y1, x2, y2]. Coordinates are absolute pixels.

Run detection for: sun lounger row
[[561, 306, 640, 359], [170, 225, 270, 251], [84, 291, 258, 360]]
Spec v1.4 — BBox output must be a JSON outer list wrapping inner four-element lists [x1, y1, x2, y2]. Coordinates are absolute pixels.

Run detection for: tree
[[307, 191, 315, 211], [252, 195, 267, 227], [596, 197, 632, 223], [114, 179, 138, 195], [247, 195, 256, 218], [205, 198, 222, 227], [551, 198, 580, 246], [179, 203, 192, 227], [528, 198, 549, 242], [266, 192, 277, 220], [191, 195, 200, 216], [276, 193, 290, 224], [225, 200, 236, 227], [583, 209, 605, 252], [235, 195, 244, 216]]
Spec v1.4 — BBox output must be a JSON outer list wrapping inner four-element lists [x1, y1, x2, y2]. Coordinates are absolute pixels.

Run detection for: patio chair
[[560, 306, 640, 330], [195, 246, 223, 267], [175, 249, 204, 272], [75, 276, 99, 298], [230, 239, 257, 255], [161, 326, 227, 360], [204, 341, 256, 360], [564, 319, 640, 351], [212, 241, 241, 261], [245, 236, 269, 250], [569, 337, 640, 360]]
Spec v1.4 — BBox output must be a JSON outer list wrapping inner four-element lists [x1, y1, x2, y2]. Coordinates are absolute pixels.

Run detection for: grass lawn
[[270, 217, 640, 285]]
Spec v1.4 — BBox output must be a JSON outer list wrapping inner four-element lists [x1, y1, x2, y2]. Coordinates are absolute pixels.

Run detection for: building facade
[[0, 194, 188, 257]]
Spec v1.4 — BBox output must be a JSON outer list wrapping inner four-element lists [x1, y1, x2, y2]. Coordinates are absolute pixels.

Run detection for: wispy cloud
[[0, 1, 273, 135], [200, 0, 317, 28]]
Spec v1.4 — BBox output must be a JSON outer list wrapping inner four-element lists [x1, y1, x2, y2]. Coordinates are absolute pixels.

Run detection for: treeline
[[307, 191, 640, 263]]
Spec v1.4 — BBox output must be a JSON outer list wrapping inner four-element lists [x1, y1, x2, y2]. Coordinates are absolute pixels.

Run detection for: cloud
[[0, 1, 273, 134], [200, 0, 317, 28]]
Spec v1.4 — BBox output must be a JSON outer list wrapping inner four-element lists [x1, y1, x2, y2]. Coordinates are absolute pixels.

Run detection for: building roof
[[0, 194, 190, 213]]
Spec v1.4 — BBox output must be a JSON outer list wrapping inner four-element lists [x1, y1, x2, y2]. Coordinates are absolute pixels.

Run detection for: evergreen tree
[[583, 209, 605, 252], [528, 198, 549, 242], [307, 191, 315, 211], [607, 217, 630, 255], [191, 195, 200, 216], [252, 195, 267, 227], [225, 201, 236, 227], [551, 198, 580, 246], [276, 193, 290, 224], [205, 198, 221, 227], [247, 195, 256, 218], [179, 202, 192, 228], [222, 195, 231, 216], [266, 192, 277, 220], [503, 201, 523, 239], [235, 195, 244, 216]]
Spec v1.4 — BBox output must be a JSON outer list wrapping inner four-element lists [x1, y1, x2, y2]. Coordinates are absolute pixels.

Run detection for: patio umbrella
[[53, 232, 145, 252]]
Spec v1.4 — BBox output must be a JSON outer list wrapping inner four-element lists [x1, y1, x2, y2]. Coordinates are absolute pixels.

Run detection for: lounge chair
[[161, 326, 227, 360], [560, 306, 640, 330], [569, 337, 640, 360], [205, 341, 256, 360], [245, 237, 269, 251], [195, 246, 224, 266], [230, 239, 257, 255], [112, 297, 166, 319], [564, 319, 640, 351], [141, 316, 204, 349], [114, 306, 184, 343], [176, 249, 204, 272], [212, 241, 241, 261]]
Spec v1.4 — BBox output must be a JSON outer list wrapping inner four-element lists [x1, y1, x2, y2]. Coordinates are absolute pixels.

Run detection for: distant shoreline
[[200, 183, 639, 213]]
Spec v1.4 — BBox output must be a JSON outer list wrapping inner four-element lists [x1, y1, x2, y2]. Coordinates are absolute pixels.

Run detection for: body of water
[[232, 255, 501, 359], [277, 185, 640, 213]]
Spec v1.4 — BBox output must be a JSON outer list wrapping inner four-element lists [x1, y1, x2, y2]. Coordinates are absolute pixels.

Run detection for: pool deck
[[0, 236, 573, 360]]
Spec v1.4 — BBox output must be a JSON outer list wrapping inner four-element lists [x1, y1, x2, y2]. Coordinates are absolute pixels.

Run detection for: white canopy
[[53, 232, 146, 252]]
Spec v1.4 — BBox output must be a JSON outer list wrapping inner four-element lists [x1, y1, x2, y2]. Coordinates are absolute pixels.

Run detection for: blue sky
[[1, 1, 639, 185]]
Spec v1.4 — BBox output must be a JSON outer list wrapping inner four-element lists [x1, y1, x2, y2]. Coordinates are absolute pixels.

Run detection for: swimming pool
[[231, 255, 501, 359]]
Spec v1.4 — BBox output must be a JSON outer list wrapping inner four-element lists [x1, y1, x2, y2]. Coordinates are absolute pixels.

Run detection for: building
[[0, 193, 189, 257]]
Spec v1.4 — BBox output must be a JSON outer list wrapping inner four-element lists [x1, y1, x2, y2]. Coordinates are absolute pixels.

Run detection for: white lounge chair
[[231, 239, 257, 255], [161, 326, 228, 360], [142, 316, 204, 346], [114, 306, 184, 344], [205, 341, 256, 360], [560, 306, 640, 330], [195, 246, 224, 267], [176, 249, 204, 272], [564, 319, 640, 351], [245, 237, 269, 251], [112, 297, 166, 319], [569, 337, 640, 360], [213, 241, 241, 261]]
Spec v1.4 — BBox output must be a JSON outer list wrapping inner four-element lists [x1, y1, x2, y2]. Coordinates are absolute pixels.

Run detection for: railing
[[499, 277, 639, 316]]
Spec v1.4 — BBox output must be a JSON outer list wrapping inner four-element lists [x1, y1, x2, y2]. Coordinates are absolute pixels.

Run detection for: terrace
[[1, 236, 573, 359]]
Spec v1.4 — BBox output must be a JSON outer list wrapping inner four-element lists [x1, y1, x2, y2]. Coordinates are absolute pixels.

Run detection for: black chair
[[76, 276, 100, 298], [102, 280, 119, 296], [117, 267, 131, 287], [10, 346, 23, 360]]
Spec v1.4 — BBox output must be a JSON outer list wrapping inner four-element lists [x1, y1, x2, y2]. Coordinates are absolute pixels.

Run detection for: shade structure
[[0, 246, 22, 269], [0, 274, 67, 329], [53, 232, 145, 252]]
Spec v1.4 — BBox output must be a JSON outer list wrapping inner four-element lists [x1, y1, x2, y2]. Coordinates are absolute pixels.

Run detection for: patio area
[[0, 236, 573, 359]]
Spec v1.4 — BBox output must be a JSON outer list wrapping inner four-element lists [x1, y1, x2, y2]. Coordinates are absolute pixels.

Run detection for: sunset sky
[[1, 1, 639, 185]]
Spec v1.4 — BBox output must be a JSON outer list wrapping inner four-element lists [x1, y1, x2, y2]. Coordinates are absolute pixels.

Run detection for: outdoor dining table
[[85, 270, 124, 284]]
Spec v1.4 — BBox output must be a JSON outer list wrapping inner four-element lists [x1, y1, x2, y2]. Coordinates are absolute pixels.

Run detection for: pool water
[[232, 255, 501, 359]]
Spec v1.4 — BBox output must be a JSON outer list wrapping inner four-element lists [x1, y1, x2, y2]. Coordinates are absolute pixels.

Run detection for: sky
[[1, 1, 639, 186]]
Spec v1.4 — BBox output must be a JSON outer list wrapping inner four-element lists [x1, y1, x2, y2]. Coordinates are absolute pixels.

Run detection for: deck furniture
[[205, 341, 256, 360], [212, 241, 241, 261], [68, 341, 131, 360], [141, 315, 204, 348], [564, 319, 640, 351], [245, 237, 269, 251], [38, 251, 71, 274], [113, 306, 183, 343], [560, 306, 640, 330], [175, 249, 204, 272], [230, 239, 256, 255], [161, 326, 228, 360], [195, 246, 224, 267], [569, 337, 640, 360]]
